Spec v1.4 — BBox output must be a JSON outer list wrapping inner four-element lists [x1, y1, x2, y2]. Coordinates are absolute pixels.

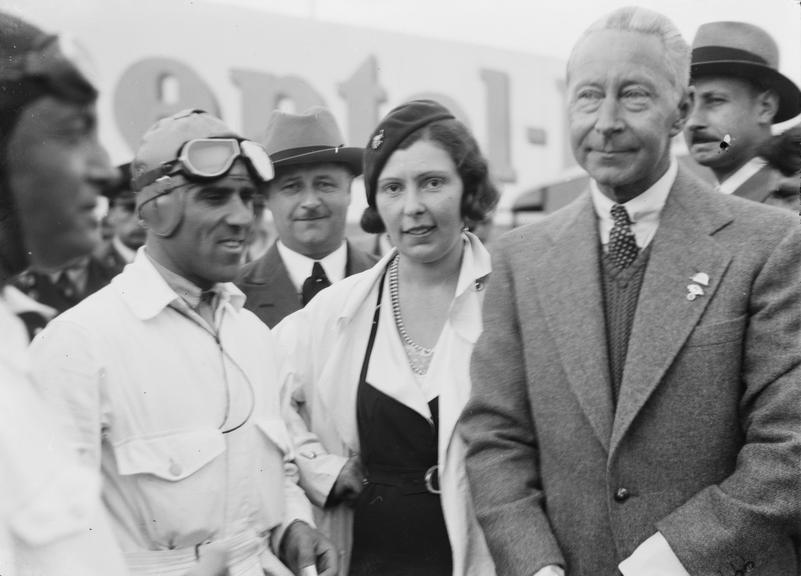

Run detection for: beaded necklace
[[388, 253, 433, 376]]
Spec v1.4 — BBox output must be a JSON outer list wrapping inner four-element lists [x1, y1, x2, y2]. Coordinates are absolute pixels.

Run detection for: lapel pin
[[686, 283, 704, 301], [371, 129, 384, 150], [690, 272, 710, 286]]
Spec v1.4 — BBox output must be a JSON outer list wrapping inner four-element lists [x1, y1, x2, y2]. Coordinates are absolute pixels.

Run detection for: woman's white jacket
[[273, 232, 495, 576]]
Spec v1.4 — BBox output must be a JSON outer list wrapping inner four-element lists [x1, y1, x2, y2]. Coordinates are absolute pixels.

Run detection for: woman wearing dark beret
[[275, 99, 499, 575]]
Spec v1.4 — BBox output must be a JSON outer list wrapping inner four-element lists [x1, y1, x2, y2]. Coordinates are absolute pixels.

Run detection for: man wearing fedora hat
[[236, 106, 376, 329], [684, 21, 801, 210]]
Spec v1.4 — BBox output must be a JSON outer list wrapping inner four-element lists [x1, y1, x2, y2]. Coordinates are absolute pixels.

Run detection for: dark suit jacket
[[461, 167, 801, 576], [94, 239, 131, 278], [12, 255, 119, 337], [734, 164, 798, 212], [13, 256, 118, 316], [236, 242, 377, 328]]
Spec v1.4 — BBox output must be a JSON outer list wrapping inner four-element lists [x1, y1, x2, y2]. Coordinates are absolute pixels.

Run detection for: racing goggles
[[0, 34, 97, 104], [134, 138, 275, 191]]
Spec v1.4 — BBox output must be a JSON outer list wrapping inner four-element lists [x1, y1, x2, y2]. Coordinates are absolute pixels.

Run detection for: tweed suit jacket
[[461, 166, 801, 576], [732, 163, 798, 212], [236, 242, 377, 328]]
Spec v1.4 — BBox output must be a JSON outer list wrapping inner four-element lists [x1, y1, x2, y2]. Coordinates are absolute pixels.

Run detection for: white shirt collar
[[0, 288, 33, 372], [590, 157, 677, 248], [717, 156, 767, 195], [2, 284, 56, 324], [113, 248, 245, 320], [276, 240, 348, 292]]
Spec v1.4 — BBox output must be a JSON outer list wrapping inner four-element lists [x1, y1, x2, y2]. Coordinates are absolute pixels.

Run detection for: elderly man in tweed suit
[[461, 7, 801, 576]]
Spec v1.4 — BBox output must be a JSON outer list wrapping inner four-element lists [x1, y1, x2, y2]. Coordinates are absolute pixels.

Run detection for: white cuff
[[619, 532, 690, 576]]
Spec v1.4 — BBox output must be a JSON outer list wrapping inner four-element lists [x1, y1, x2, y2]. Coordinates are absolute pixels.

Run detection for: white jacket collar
[[336, 232, 491, 330], [450, 233, 492, 344], [454, 231, 492, 299]]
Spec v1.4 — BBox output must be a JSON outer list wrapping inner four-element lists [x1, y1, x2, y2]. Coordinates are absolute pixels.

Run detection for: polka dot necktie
[[608, 204, 639, 269], [301, 261, 331, 306]]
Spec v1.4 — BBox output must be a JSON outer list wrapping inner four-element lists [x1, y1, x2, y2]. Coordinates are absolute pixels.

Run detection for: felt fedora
[[103, 162, 134, 200], [261, 106, 363, 175], [690, 21, 801, 123]]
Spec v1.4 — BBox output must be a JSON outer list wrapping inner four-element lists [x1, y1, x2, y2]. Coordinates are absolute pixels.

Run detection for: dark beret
[[362, 99, 454, 207]]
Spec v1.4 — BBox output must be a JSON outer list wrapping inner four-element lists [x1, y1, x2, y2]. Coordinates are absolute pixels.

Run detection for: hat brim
[[270, 146, 364, 176], [103, 163, 134, 199], [691, 61, 801, 123]]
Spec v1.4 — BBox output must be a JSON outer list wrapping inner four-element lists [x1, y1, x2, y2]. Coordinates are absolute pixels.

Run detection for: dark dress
[[348, 275, 452, 576]]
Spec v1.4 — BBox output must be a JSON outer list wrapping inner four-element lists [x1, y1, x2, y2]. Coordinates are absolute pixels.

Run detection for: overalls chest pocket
[[112, 428, 226, 548]]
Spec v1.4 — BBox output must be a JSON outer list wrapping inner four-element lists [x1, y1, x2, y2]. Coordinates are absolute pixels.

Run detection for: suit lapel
[[86, 256, 115, 295], [610, 170, 734, 453], [242, 245, 300, 325], [533, 194, 614, 452], [242, 243, 376, 327]]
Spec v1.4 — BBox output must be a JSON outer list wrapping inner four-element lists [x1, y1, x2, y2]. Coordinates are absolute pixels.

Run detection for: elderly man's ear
[[670, 89, 692, 137]]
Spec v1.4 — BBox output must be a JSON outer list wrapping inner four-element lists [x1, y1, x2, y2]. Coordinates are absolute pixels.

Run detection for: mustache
[[294, 209, 331, 220], [688, 130, 722, 145], [219, 233, 247, 242]]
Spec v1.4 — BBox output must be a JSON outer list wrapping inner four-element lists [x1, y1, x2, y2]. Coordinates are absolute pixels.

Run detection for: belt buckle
[[424, 465, 441, 494], [194, 538, 213, 560]]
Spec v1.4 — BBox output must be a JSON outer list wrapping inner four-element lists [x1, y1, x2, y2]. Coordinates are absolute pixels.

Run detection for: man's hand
[[279, 520, 338, 576], [327, 455, 365, 507]]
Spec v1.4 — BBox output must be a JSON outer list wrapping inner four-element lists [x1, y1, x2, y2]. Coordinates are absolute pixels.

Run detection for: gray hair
[[567, 6, 690, 97]]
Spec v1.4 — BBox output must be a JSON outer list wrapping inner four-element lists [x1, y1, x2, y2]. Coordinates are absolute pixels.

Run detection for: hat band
[[692, 46, 768, 66], [269, 145, 343, 164]]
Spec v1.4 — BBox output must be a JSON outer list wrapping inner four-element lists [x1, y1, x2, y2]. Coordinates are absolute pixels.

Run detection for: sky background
[[4, 0, 798, 213], [220, 0, 801, 101]]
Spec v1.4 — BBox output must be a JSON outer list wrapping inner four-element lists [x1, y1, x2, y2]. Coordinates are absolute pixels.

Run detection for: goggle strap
[[133, 162, 178, 191], [133, 138, 274, 191]]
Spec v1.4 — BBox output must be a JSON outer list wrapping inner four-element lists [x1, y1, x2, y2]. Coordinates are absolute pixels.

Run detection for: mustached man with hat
[[30, 109, 337, 576], [684, 21, 801, 210], [236, 106, 376, 329]]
